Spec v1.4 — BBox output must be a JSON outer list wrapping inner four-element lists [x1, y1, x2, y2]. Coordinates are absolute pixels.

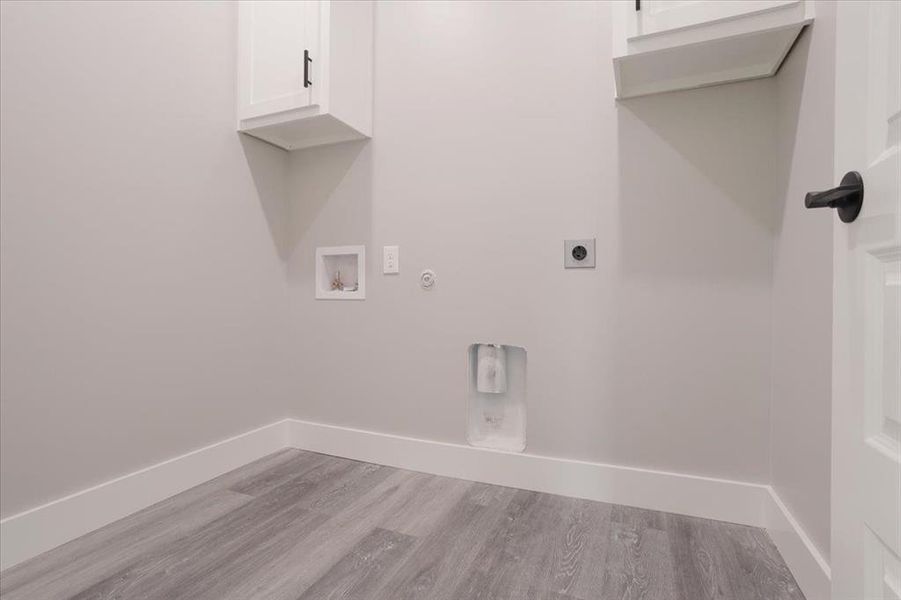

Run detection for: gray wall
[[0, 0, 833, 554], [771, 2, 836, 562], [285, 1, 777, 483], [0, 1, 291, 518]]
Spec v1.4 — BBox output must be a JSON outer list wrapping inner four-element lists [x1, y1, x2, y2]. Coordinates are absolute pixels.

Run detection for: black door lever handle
[[805, 171, 863, 223], [805, 183, 860, 208]]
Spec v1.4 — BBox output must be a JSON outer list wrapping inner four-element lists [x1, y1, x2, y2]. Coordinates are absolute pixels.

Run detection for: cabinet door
[[238, 0, 320, 120], [628, 0, 800, 39]]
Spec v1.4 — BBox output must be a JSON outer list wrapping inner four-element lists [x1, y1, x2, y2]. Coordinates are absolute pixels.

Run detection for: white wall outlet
[[382, 245, 399, 274]]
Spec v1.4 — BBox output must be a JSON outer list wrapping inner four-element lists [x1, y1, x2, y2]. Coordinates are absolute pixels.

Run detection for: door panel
[[250, 1, 307, 104], [834, 1, 901, 599], [866, 528, 901, 600], [238, 1, 318, 121]]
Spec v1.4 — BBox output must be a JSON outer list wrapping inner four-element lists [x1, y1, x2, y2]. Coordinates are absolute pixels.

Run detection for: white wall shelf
[[612, 0, 814, 99], [237, 1, 373, 151]]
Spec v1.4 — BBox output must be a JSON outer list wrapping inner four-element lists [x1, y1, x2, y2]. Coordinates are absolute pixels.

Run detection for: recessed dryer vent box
[[315, 245, 365, 300], [467, 343, 526, 453]]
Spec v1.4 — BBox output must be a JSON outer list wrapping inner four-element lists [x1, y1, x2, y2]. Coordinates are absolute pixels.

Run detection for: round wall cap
[[419, 269, 436, 290]]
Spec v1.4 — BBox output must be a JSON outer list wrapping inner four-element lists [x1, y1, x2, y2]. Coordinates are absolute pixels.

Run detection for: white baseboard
[[0, 416, 830, 600], [0, 419, 290, 571], [286, 419, 769, 527], [764, 487, 831, 600]]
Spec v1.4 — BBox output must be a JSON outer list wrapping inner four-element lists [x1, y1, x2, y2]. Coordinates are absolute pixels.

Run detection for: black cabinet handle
[[304, 49, 312, 88], [805, 171, 864, 223], [636, 0, 641, 10]]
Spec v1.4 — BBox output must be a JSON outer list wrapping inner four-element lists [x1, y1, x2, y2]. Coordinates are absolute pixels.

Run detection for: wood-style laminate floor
[[0, 449, 805, 600]]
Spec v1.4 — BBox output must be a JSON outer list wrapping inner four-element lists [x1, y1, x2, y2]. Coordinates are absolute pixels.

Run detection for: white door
[[832, 1, 901, 599], [627, 0, 800, 39], [237, 0, 320, 121]]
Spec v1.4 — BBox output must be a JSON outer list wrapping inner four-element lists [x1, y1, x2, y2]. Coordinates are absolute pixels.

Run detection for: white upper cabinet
[[239, 1, 316, 120], [612, 0, 814, 99], [237, 1, 372, 151]]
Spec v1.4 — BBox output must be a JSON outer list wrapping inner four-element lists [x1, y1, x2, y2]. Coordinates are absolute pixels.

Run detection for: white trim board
[[287, 419, 768, 526], [0, 417, 830, 600], [764, 487, 831, 600], [0, 419, 290, 571]]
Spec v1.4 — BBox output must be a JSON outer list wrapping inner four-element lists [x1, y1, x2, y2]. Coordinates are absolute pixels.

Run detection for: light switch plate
[[383, 245, 399, 274], [564, 239, 596, 268]]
